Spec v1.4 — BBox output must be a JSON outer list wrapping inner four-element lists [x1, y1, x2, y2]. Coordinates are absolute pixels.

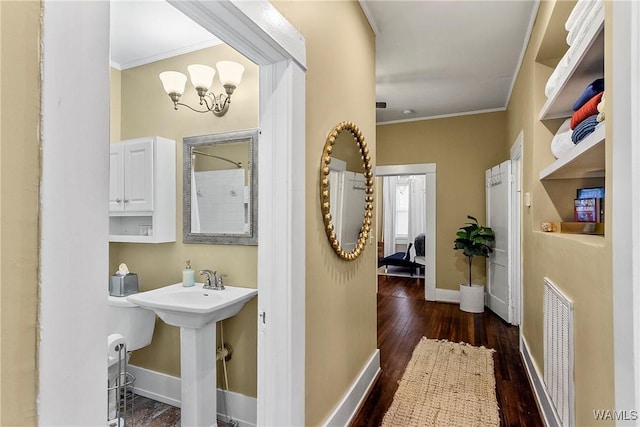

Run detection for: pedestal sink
[[128, 283, 257, 427]]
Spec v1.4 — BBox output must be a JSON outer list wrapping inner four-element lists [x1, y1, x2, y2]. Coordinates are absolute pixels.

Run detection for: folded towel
[[566, 0, 596, 32], [571, 91, 603, 129], [567, 0, 601, 46], [551, 118, 574, 159], [572, 115, 599, 144], [597, 92, 605, 122], [573, 78, 604, 111], [547, 2, 603, 100], [545, 53, 571, 98]]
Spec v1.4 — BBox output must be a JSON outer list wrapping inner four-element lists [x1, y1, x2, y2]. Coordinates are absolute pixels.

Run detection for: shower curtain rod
[[192, 150, 243, 168]]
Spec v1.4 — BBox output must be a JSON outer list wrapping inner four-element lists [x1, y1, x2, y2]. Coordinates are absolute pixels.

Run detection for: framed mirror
[[320, 121, 374, 260], [183, 129, 259, 245]]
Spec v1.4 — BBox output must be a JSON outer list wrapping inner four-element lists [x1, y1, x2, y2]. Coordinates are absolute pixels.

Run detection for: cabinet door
[[109, 145, 125, 212], [124, 140, 154, 212]]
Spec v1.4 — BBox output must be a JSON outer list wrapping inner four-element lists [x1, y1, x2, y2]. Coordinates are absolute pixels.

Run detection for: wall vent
[[543, 277, 575, 427]]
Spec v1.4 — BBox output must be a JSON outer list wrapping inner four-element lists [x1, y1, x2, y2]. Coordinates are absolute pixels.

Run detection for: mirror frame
[[183, 129, 259, 245], [319, 121, 374, 261]]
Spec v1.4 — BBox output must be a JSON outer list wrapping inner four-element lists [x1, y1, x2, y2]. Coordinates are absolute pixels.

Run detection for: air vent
[[543, 277, 575, 427]]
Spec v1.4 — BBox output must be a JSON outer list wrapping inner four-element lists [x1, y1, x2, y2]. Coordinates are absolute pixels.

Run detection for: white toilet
[[107, 295, 156, 379], [108, 295, 156, 356], [107, 295, 156, 424]]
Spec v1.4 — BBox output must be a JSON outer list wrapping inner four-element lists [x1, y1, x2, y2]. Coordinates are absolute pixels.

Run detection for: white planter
[[459, 284, 485, 313]]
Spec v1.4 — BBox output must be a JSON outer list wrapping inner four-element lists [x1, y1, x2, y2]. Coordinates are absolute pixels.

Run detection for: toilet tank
[[108, 295, 156, 351]]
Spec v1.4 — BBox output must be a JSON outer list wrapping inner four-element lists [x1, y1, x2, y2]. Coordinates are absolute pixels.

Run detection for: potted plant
[[453, 215, 495, 313]]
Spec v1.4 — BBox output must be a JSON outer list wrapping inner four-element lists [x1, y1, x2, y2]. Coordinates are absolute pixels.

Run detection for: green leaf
[[453, 214, 496, 284]]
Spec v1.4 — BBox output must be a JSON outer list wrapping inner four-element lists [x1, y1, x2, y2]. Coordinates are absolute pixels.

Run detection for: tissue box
[[110, 273, 139, 297]]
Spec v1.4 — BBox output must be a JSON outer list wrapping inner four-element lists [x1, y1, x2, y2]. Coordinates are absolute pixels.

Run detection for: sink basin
[[127, 283, 258, 329]]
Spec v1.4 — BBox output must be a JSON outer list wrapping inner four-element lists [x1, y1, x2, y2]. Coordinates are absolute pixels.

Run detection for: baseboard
[[128, 364, 257, 427], [322, 349, 381, 427], [435, 288, 460, 303], [216, 390, 257, 427], [519, 336, 560, 427], [128, 365, 181, 407]]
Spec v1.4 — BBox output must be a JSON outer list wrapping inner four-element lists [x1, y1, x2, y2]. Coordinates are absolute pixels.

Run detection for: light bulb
[[216, 61, 245, 87], [159, 71, 187, 95], [188, 64, 215, 91]]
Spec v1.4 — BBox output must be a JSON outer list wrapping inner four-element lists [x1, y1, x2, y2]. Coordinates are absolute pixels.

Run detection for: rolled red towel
[[570, 91, 603, 129]]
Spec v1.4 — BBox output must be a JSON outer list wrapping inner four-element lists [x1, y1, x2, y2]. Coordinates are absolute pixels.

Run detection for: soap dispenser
[[183, 260, 195, 287]]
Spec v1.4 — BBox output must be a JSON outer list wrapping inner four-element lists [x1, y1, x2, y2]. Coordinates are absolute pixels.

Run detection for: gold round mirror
[[320, 121, 374, 261]]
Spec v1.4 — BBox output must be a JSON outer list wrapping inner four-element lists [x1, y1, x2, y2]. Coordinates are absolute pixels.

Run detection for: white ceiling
[[110, 0, 538, 124], [363, 0, 538, 123], [110, 0, 221, 70]]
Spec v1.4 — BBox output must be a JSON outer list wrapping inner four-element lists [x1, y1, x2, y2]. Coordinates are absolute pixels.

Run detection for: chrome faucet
[[199, 270, 226, 290], [199, 269, 217, 290], [216, 274, 227, 290]]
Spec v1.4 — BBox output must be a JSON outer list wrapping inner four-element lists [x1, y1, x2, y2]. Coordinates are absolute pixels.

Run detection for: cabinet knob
[[124, 199, 129, 203], [115, 198, 122, 203]]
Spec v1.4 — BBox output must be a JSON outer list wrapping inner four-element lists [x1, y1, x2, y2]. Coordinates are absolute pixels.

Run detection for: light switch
[[524, 192, 532, 207]]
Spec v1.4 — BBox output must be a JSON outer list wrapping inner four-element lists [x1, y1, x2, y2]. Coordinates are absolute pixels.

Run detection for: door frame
[[376, 163, 437, 301], [510, 132, 523, 326], [612, 0, 640, 415], [486, 133, 521, 326], [40, 1, 307, 425], [168, 3, 308, 425]]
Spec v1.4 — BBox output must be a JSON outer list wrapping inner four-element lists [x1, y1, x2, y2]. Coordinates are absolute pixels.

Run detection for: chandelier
[[159, 61, 244, 117]]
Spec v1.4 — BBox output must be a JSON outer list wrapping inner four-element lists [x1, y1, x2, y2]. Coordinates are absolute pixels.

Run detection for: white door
[[486, 160, 511, 322], [109, 144, 124, 212], [123, 140, 154, 212]]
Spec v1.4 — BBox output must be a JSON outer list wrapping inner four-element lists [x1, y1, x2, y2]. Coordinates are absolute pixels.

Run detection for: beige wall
[[272, 1, 377, 425], [110, 44, 260, 396], [506, 1, 614, 425], [110, 68, 121, 141], [377, 112, 508, 291], [0, 1, 40, 424]]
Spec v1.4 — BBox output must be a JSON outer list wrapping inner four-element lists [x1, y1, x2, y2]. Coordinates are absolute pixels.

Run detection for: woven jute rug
[[381, 337, 500, 427]]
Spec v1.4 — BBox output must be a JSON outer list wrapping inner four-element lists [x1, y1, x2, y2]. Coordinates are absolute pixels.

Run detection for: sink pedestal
[[180, 322, 218, 427], [126, 284, 258, 427]]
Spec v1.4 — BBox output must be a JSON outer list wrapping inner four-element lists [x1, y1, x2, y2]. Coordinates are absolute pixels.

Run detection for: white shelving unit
[[538, 6, 605, 180], [537, 6, 606, 237], [539, 9, 604, 121], [539, 124, 605, 180]]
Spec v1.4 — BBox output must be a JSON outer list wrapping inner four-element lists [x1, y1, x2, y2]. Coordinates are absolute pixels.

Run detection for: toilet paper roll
[[107, 334, 127, 367]]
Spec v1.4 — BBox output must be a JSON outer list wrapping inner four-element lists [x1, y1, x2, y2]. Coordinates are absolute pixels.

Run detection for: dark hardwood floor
[[351, 274, 543, 427]]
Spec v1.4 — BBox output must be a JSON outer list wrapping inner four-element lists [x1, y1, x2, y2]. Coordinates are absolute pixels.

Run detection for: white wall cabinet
[[109, 136, 176, 243], [110, 141, 154, 212]]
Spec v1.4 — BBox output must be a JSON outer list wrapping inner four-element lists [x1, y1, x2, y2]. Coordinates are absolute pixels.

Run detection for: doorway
[[485, 133, 522, 326], [39, 2, 306, 425], [152, 3, 308, 425], [376, 164, 436, 301]]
